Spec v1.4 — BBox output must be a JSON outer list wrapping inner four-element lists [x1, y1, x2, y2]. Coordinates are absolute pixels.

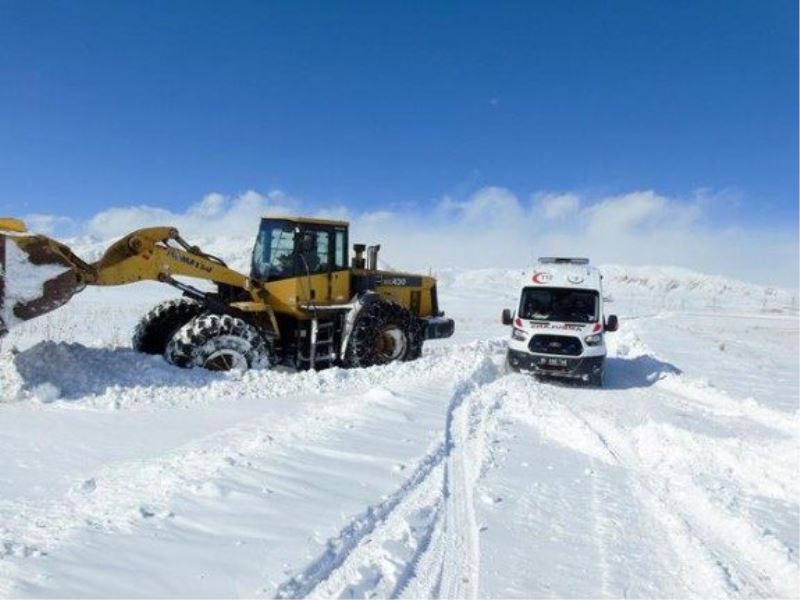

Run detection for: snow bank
[[1, 337, 506, 410]]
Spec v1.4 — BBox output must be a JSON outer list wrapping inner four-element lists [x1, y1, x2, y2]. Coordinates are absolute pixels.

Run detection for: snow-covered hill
[[0, 251, 797, 597], [437, 265, 797, 314]]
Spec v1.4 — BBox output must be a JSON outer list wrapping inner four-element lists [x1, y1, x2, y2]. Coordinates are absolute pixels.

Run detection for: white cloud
[[20, 213, 79, 237], [19, 186, 799, 288], [83, 190, 298, 240], [189, 193, 226, 218], [534, 193, 580, 220], [581, 190, 700, 235], [584, 190, 668, 231], [436, 187, 524, 225], [352, 188, 796, 287]]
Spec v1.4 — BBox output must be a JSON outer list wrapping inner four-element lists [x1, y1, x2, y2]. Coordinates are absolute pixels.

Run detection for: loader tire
[[344, 299, 423, 368], [132, 297, 204, 355], [165, 314, 272, 372]]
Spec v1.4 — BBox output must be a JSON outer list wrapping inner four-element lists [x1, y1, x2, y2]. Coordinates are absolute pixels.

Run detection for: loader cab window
[[519, 287, 599, 323], [334, 229, 346, 269], [298, 229, 330, 274], [251, 220, 339, 281], [251, 222, 296, 281]]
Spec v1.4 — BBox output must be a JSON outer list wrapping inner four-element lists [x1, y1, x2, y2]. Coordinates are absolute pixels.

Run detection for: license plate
[[541, 357, 568, 367]]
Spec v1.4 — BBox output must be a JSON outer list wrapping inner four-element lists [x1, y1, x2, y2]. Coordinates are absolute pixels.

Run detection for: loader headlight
[[584, 333, 603, 346], [512, 327, 527, 341]]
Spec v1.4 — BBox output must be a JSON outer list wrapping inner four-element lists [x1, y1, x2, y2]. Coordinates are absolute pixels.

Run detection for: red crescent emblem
[[532, 272, 551, 284]]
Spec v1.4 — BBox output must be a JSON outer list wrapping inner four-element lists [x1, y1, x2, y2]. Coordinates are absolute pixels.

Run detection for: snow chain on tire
[[165, 314, 273, 371], [344, 298, 424, 368], [132, 297, 204, 355]]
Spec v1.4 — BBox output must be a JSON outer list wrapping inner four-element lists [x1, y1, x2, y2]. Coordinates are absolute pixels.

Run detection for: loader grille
[[528, 334, 582, 356]]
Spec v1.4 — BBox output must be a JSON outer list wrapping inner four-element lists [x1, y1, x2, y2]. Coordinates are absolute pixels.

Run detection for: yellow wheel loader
[[0, 216, 454, 371]]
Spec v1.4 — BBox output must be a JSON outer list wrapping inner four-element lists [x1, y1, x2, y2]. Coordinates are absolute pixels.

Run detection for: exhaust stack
[[352, 244, 366, 269], [367, 245, 381, 271]]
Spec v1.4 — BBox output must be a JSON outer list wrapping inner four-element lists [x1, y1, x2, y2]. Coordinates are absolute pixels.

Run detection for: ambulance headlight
[[584, 333, 603, 346], [512, 328, 527, 341]]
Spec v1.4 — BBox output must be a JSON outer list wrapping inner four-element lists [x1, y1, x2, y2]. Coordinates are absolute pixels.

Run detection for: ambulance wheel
[[588, 370, 604, 388]]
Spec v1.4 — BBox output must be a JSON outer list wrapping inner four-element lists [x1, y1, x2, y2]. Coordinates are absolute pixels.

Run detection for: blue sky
[[0, 1, 797, 249]]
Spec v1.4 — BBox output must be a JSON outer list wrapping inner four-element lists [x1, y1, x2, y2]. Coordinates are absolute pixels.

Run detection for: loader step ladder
[[298, 317, 336, 370]]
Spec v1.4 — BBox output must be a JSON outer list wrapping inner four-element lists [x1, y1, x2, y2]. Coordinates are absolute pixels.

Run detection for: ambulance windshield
[[519, 287, 599, 323]]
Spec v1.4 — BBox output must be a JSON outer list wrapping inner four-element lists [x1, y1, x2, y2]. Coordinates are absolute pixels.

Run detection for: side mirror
[[501, 309, 513, 326], [605, 314, 619, 332]]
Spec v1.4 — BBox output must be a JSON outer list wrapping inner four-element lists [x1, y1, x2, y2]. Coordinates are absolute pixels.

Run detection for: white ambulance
[[501, 257, 618, 386]]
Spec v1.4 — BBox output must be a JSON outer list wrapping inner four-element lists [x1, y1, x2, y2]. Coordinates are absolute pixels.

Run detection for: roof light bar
[[537, 257, 590, 265]]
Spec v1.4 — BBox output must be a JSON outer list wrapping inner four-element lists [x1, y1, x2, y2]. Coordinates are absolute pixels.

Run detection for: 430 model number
[[380, 276, 408, 286]]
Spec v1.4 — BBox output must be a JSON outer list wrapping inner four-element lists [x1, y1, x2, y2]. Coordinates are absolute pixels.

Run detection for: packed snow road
[[0, 272, 797, 598]]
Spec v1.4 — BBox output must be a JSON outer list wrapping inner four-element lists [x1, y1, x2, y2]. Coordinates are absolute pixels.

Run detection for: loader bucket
[[0, 231, 86, 336]]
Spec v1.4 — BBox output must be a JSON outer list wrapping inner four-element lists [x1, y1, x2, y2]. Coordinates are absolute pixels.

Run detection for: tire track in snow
[[656, 373, 800, 439], [515, 375, 742, 596], [613, 321, 799, 595], [614, 319, 799, 439], [571, 400, 799, 598], [602, 320, 800, 595], [425, 364, 504, 600], [559, 403, 738, 597], [301, 463, 446, 599], [475, 355, 798, 598], [587, 457, 613, 598], [274, 351, 503, 599], [371, 364, 509, 599]]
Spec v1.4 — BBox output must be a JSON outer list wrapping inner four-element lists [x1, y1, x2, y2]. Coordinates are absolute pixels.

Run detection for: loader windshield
[[252, 219, 342, 281], [518, 287, 599, 323], [251, 222, 298, 281]]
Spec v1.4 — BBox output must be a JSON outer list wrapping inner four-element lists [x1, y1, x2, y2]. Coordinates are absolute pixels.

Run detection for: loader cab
[[251, 217, 349, 282]]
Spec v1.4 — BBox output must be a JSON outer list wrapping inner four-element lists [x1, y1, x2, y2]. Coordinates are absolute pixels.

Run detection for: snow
[[0, 263, 797, 598], [0, 239, 71, 332]]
